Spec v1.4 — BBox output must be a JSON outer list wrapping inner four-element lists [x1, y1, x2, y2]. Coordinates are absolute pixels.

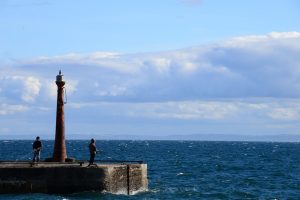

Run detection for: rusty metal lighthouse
[[53, 70, 67, 162]]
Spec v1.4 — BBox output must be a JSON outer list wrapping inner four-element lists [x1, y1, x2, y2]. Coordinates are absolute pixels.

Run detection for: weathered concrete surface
[[0, 162, 148, 195], [106, 164, 148, 195]]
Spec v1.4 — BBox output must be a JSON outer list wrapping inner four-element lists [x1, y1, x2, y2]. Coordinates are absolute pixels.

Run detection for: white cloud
[[268, 108, 300, 120], [143, 57, 171, 74], [36, 106, 52, 111], [65, 99, 300, 122], [44, 80, 57, 99], [246, 103, 269, 110], [43, 78, 77, 100], [22, 76, 41, 102], [1, 32, 300, 137], [68, 101, 238, 120], [0, 104, 28, 115], [0, 75, 41, 103], [268, 32, 300, 39], [65, 79, 78, 95], [224, 32, 300, 48], [143, 101, 238, 120], [26, 52, 140, 74], [242, 100, 300, 121], [95, 84, 127, 97], [125, 100, 300, 121], [2, 31, 300, 103], [31, 52, 121, 63]]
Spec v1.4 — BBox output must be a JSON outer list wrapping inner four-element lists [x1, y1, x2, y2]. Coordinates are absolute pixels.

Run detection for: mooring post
[[52, 70, 67, 162]]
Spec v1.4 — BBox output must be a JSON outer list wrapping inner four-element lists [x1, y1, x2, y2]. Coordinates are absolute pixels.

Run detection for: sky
[[0, 0, 300, 140]]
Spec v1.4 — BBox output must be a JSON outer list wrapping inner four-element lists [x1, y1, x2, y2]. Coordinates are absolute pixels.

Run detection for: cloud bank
[[1, 32, 300, 136], [11, 31, 300, 102]]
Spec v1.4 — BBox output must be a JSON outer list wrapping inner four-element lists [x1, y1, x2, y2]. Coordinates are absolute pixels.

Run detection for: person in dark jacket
[[32, 136, 42, 162], [88, 138, 97, 166]]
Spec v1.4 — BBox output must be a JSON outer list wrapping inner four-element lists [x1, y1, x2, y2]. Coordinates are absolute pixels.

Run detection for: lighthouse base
[[0, 162, 148, 195]]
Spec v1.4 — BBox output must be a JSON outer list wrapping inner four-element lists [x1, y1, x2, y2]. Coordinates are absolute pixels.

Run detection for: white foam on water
[[130, 187, 148, 195]]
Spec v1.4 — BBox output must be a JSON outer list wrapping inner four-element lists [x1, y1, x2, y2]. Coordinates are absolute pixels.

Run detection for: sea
[[0, 140, 300, 200]]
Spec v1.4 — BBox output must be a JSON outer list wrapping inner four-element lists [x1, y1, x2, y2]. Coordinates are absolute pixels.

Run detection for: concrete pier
[[0, 72, 148, 195], [0, 162, 148, 194]]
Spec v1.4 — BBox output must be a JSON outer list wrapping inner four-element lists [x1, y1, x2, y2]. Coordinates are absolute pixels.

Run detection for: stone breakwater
[[0, 162, 148, 195]]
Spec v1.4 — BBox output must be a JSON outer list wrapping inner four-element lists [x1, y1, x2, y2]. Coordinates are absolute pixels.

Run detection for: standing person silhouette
[[88, 138, 97, 166], [32, 136, 42, 163]]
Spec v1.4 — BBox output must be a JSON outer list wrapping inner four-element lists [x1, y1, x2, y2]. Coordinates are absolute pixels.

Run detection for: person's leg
[[89, 154, 95, 166], [33, 151, 37, 162], [37, 151, 40, 162], [89, 154, 92, 165], [91, 153, 95, 164]]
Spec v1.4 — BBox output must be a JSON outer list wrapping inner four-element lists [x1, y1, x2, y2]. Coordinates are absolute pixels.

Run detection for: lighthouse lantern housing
[[56, 70, 64, 82]]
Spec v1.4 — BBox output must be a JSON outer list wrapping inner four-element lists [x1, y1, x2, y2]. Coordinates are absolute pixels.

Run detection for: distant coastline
[[1, 134, 300, 142]]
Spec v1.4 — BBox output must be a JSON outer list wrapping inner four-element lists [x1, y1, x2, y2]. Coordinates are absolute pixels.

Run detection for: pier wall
[[0, 163, 148, 195]]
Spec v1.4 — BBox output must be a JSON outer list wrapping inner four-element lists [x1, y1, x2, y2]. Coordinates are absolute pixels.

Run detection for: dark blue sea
[[1, 140, 300, 199]]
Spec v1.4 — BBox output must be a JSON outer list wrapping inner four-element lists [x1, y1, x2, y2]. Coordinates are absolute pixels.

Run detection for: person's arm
[[93, 144, 97, 153]]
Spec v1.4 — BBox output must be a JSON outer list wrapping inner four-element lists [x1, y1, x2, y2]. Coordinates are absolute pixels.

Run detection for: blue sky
[[0, 0, 300, 139], [1, 0, 299, 58]]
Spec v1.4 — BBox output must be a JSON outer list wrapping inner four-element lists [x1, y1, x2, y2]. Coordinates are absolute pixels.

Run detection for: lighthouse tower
[[53, 70, 67, 162]]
